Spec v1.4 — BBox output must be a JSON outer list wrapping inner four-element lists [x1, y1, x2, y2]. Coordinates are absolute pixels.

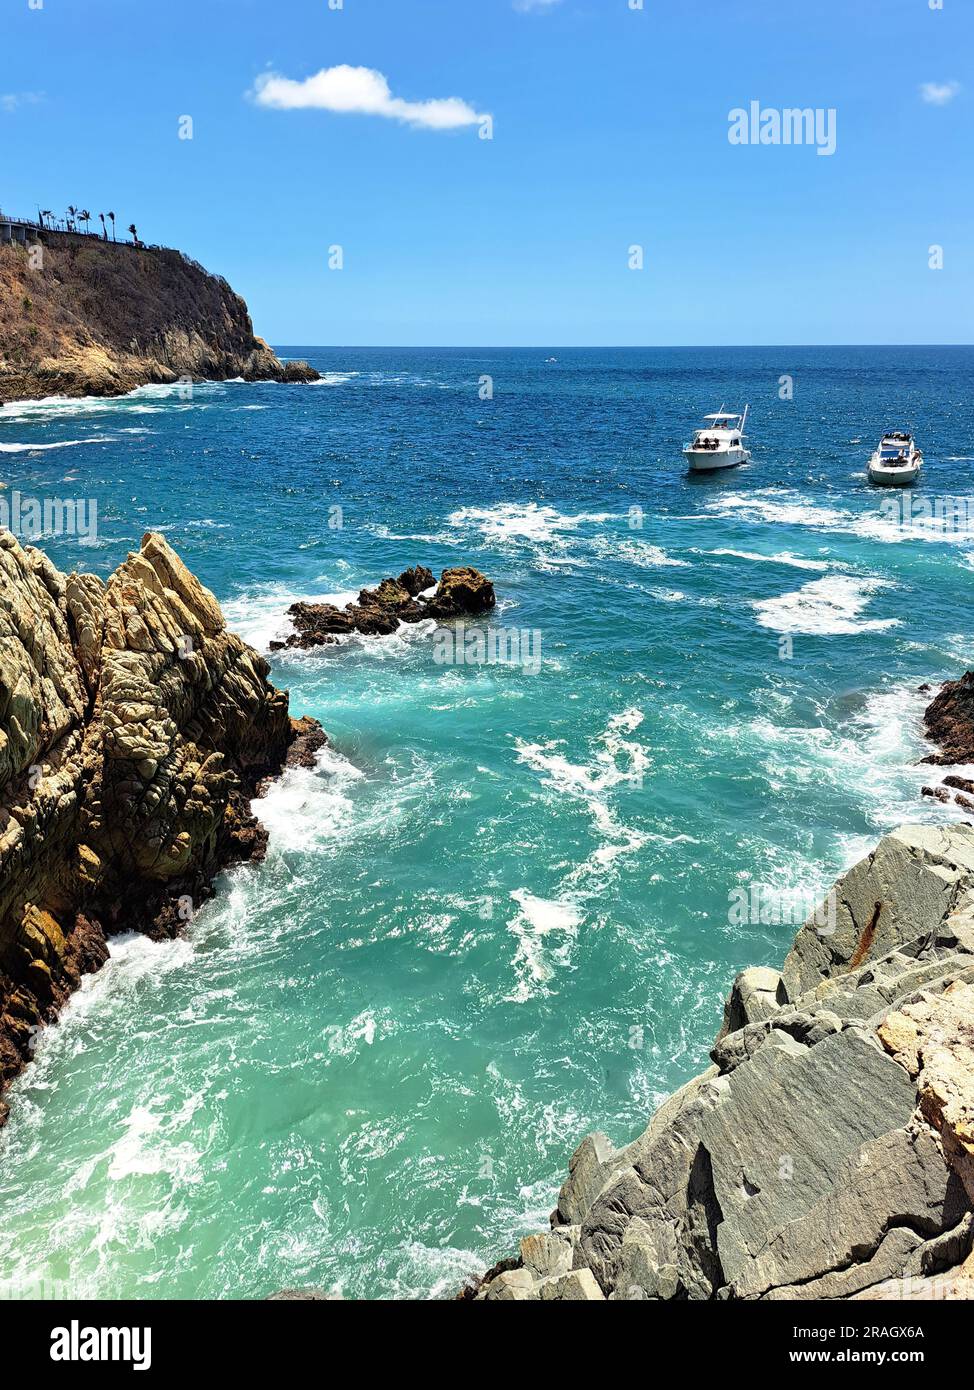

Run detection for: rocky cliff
[[0, 236, 318, 401], [471, 824, 974, 1301], [0, 531, 323, 1124]]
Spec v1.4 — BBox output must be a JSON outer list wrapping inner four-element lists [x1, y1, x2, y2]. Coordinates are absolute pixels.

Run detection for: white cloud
[[513, 0, 564, 10], [251, 65, 488, 131], [1, 91, 44, 114], [919, 80, 960, 106]]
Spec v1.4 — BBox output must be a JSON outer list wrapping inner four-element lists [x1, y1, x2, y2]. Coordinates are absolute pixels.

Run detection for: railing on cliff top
[[0, 212, 46, 230], [0, 216, 228, 286], [1, 213, 120, 238]]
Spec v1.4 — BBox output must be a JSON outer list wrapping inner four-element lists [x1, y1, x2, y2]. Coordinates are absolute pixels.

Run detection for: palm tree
[[128, 223, 138, 245], [99, 212, 106, 240], [39, 209, 52, 229], [67, 205, 77, 231], [80, 209, 91, 235], [108, 211, 116, 241]]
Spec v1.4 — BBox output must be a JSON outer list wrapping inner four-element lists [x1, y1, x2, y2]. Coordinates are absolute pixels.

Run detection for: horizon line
[[270, 342, 974, 351]]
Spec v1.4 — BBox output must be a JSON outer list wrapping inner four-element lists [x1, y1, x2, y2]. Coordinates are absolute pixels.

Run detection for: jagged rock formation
[[274, 565, 496, 650], [0, 531, 324, 1125], [0, 237, 318, 401], [470, 825, 974, 1301]]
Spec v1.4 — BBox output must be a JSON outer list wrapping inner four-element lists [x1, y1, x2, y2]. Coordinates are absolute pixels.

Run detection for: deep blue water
[[0, 346, 972, 1299]]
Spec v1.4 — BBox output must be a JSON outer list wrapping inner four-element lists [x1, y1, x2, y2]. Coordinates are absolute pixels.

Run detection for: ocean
[[0, 345, 972, 1299]]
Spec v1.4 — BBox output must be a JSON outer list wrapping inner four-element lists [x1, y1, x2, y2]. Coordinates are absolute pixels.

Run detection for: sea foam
[[752, 575, 899, 635]]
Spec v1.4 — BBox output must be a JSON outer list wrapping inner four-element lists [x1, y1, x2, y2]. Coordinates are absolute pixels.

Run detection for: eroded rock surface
[[0, 239, 318, 401], [0, 531, 321, 1124], [274, 565, 496, 651], [471, 825, 974, 1301]]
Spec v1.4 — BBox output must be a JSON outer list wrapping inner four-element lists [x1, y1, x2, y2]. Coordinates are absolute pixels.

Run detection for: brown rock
[[921, 785, 951, 802], [279, 564, 495, 651], [286, 716, 329, 770], [922, 672, 974, 765], [397, 566, 435, 597], [424, 567, 496, 620]]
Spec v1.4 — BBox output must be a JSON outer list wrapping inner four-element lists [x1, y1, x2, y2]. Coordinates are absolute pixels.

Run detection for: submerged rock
[[472, 825, 974, 1302], [273, 565, 495, 651], [0, 531, 322, 1124]]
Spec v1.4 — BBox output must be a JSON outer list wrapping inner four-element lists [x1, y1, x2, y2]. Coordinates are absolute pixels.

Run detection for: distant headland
[[0, 204, 318, 401]]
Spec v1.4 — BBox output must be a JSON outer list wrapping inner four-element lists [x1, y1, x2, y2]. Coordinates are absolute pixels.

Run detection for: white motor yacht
[[683, 405, 750, 472], [867, 431, 922, 486]]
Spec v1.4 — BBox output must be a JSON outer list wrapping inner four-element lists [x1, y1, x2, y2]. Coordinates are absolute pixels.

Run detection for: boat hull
[[868, 462, 921, 487], [685, 448, 749, 472]]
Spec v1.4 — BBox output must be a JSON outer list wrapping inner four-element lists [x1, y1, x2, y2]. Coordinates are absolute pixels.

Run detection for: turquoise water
[[1, 346, 973, 1299]]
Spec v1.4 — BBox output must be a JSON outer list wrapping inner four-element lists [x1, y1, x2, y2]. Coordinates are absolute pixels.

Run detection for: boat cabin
[[692, 412, 744, 450], [878, 432, 914, 462]]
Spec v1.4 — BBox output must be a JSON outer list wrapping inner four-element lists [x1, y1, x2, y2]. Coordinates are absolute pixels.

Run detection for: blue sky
[[3, 0, 971, 345]]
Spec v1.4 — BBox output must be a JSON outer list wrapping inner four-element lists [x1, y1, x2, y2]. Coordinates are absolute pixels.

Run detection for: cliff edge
[[0, 236, 318, 401], [470, 824, 974, 1301], [0, 531, 324, 1125]]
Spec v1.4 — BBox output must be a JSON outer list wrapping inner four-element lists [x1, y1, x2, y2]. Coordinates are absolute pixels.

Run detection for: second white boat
[[867, 431, 922, 486]]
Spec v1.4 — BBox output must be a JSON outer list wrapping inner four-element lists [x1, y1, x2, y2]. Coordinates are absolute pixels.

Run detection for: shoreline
[[0, 375, 325, 411], [0, 369, 320, 412]]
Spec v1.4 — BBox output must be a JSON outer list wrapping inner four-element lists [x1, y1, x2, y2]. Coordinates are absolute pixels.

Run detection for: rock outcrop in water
[[0, 531, 323, 1125], [469, 825, 974, 1301], [274, 565, 496, 650], [923, 673, 974, 766], [920, 674, 974, 814], [0, 237, 318, 401]]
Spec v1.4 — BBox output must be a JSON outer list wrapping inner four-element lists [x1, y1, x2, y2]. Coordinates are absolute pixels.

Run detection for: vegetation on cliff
[[0, 236, 318, 401]]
